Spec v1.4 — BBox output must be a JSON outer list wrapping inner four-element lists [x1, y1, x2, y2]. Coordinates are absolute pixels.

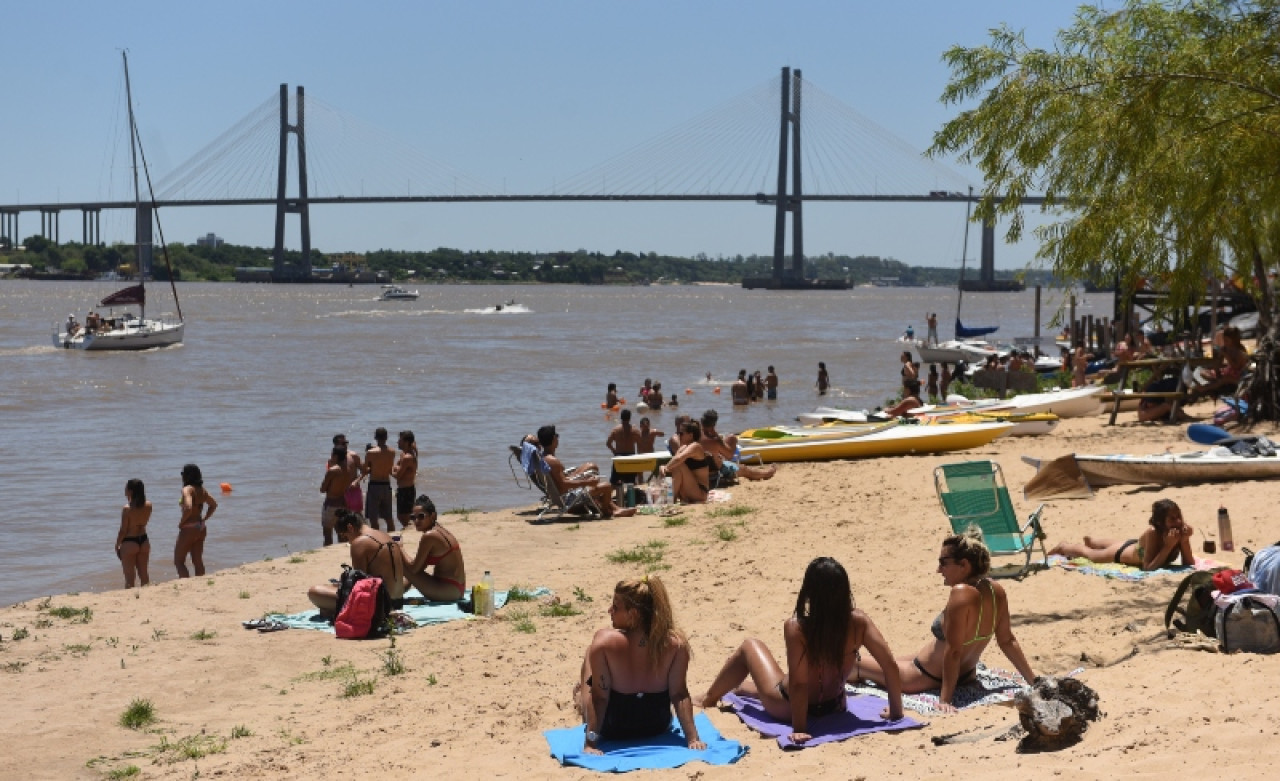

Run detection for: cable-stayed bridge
[[0, 68, 1021, 287]]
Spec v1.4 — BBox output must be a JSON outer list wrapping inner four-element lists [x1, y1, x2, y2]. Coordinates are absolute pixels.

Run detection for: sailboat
[[915, 188, 1002, 366], [53, 52, 184, 351]]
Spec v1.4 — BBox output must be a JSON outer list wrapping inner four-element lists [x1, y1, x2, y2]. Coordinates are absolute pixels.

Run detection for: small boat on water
[[915, 339, 1004, 366], [379, 286, 419, 300], [54, 53, 184, 352], [737, 422, 1014, 464], [1025, 447, 1280, 487]]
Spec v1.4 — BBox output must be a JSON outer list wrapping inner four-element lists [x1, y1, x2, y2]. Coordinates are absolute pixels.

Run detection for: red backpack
[[334, 575, 390, 639]]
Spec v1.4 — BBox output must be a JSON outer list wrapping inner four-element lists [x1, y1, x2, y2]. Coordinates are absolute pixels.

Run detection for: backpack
[[332, 565, 391, 639], [1164, 569, 1226, 638], [1214, 592, 1280, 654]]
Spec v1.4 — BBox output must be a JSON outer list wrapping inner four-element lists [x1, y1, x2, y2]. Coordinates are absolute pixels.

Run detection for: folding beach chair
[[933, 460, 1048, 579], [516, 440, 602, 523]]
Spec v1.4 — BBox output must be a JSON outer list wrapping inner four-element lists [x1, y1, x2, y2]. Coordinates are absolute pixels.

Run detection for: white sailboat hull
[[54, 319, 184, 351]]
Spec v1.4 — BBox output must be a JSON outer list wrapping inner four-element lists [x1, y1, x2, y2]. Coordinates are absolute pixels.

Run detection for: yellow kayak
[[738, 421, 897, 445], [738, 422, 1014, 463], [922, 411, 1059, 437]]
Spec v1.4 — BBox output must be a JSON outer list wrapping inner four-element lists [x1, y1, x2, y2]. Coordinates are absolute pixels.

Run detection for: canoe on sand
[[738, 422, 1014, 464]]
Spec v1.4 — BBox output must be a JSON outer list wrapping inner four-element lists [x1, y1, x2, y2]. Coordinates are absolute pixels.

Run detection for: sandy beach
[[4, 401, 1279, 780]]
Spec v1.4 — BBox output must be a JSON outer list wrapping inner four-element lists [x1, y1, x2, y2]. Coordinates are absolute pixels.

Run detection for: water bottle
[[1218, 507, 1234, 553], [481, 570, 496, 617], [650, 473, 665, 505], [665, 476, 675, 505]]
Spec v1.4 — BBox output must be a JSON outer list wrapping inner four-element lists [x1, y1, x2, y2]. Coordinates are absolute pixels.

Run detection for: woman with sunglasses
[[658, 420, 713, 504], [403, 495, 466, 601], [849, 527, 1036, 709]]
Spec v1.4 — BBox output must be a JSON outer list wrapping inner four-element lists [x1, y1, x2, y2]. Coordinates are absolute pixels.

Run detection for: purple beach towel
[[720, 692, 925, 749]]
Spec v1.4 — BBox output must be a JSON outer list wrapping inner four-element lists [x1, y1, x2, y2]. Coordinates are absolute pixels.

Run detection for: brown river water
[[0, 279, 1112, 605]]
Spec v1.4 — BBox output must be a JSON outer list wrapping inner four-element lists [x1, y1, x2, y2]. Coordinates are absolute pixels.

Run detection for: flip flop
[[257, 620, 288, 633], [241, 618, 269, 630]]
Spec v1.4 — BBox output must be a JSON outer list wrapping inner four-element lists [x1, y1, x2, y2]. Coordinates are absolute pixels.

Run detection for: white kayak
[[1026, 447, 1280, 487], [796, 407, 873, 426]]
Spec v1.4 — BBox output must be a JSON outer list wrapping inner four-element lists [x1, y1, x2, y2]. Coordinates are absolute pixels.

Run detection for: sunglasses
[[411, 512, 431, 521], [937, 557, 957, 567]]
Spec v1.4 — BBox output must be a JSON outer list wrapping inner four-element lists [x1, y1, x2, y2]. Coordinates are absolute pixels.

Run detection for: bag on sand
[[332, 565, 391, 639], [1164, 569, 1224, 638], [1215, 592, 1280, 654], [1245, 544, 1280, 596]]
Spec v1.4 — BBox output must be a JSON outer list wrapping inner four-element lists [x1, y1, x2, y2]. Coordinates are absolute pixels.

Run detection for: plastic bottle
[[1218, 506, 1234, 552], [481, 570, 496, 617], [665, 476, 675, 505], [650, 473, 665, 505]]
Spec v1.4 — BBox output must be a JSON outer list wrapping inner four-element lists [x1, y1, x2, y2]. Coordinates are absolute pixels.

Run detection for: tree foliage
[[930, 0, 1280, 420]]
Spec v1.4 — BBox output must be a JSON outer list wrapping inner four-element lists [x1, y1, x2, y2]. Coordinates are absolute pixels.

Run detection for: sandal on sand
[[257, 620, 288, 633], [241, 618, 270, 630]]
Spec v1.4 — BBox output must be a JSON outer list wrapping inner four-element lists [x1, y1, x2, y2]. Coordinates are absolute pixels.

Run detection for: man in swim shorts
[[393, 430, 418, 531], [320, 445, 356, 546], [363, 427, 396, 531]]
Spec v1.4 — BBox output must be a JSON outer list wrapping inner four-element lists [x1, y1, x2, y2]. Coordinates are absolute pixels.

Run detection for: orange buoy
[[713, 387, 722, 394], [600, 402, 608, 409], [618, 398, 627, 405], [685, 388, 693, 394], [219, 482, 233, 494]]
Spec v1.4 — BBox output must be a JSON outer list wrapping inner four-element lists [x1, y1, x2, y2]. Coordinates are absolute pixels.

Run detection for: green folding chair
[[933, 460, 1048, 579]]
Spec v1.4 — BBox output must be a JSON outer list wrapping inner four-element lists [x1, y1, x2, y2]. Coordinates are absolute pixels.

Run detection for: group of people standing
[[731, 367, 779, 405], [573, 529, 1037, 750], [114, 464, 218, 588], [322, 428, 419, 545]]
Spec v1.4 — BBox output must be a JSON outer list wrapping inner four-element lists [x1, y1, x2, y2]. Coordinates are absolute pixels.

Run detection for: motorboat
[[737, 422, 1014, 463], [53, 53, 184, 352], [379, 286, 420, 300]]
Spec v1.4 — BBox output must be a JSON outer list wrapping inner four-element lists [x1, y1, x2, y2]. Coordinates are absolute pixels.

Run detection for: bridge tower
[[743, 67, 848, 290], [272, 85, 312, 280]]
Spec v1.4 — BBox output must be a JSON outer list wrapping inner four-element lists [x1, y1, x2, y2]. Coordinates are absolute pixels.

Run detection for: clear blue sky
[[1, 1, 1090, 269]]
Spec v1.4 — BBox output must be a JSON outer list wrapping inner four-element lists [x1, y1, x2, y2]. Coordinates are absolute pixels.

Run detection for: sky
[[0, 1, 1096, 269]]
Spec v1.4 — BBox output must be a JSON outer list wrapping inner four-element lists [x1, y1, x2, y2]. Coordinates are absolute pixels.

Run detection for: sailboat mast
[[122, 51, 145, 320], [955, 186, 973, 336]]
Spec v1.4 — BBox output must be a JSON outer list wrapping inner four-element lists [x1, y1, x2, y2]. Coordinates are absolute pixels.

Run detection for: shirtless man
[[636, 417, 665, 453], [606, 409, 641, 491], [363, 427, 396, 531], [393, 430, 418, 531], [731, 370, 750, 406], [765, 366, 779, 400], [328, 433, 363, 513], [700, 409, 776, 482], [307, 509, 406, 617], [320, 446, 356, 546], [539, 425, 635, 519]]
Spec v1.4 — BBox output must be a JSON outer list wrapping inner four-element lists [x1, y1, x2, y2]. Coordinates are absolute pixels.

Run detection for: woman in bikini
[[174, 464, 217, 578], [115, 478, 152, 588], [307, 510, 407, 615], [699, 557, 904, 744], [403, 495, 466, 601], [851, 528, 1036, 708], [573, 575, 704, 754], [1049, 498, 1195, 571], [658, 420, 714, 504]]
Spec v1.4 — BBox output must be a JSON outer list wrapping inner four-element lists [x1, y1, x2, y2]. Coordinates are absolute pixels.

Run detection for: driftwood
[[1013, 676, 1101, 750]]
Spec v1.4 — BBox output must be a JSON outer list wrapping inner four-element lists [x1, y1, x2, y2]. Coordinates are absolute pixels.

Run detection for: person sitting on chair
[[539, 425, 635, 519], [1048, 498, 1195, 571], [849, 527, 1037, 708]]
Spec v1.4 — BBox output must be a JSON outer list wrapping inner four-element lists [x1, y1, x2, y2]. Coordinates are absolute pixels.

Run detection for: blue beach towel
[[264, 587, 540, 632], [1049, 554, 1223, 581], [544, 713, 745, 772]]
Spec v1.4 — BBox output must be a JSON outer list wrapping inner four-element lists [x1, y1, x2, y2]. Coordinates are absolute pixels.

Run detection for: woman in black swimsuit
[[573, 575, 704, 754], [1049, 498, 1195, 570], [699, 557, 904, 744], [115, 478, 152, 588], [658, 420, 713, 503], [307, 510, 407, 616]]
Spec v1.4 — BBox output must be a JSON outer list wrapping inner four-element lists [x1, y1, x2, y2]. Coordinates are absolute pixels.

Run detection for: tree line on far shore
[[1, 236, 1046, 287]]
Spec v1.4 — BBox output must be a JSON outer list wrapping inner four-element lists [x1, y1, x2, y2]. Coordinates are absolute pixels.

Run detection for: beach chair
[[933, 460, 1048, 580], [508, 444, 532, 491], [517, 440, 602, 522]]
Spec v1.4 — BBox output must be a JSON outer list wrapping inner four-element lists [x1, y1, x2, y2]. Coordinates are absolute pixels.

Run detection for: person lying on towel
[[572, 575, 704, 754], [1049, 498, 1195, 571], [699, 557, 905, 744], [850, 528, 1037, 710]]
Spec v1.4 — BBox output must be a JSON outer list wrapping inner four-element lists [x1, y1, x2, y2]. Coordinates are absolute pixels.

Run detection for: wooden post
[[1069, 293, 1077, 346], [1034, 286, 1042, 350]]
